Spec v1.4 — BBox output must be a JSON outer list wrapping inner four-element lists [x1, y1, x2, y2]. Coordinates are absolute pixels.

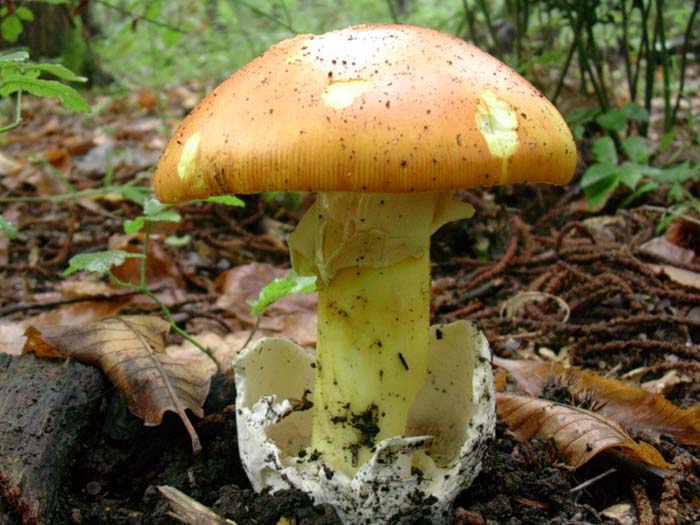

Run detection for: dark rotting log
[[0, 354, 103, 525]]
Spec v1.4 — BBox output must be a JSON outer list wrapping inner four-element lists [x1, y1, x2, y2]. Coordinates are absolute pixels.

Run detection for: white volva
[[234, 320, 495, 524]]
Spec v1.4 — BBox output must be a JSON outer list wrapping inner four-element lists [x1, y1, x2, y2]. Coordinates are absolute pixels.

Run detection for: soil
[[2, 94, 700, 525], [52, 379, 625, 525]]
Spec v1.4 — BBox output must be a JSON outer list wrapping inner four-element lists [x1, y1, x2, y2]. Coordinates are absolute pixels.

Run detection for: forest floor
[[1, 88, 699, 525]]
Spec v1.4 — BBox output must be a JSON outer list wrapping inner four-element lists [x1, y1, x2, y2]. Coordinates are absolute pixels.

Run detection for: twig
[[158, 485, 237, 525], [569, 467, 616, 493]]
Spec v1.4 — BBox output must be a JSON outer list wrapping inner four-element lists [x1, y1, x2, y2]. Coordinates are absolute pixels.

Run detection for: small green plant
[[0, 49, 89, 238], [580, 103, 700, 229], [0, 50, 89, 130], [0, 4, 34, 43], [65, 195, 245, 367], [249, 269, 316, 316]]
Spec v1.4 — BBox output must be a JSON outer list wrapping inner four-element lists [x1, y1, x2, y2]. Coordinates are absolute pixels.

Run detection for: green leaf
[[596, 109, 626, 132], [622, 102, 650, 123], [654, 162, 696, 184], [25, 62, 86, 82], [123, 196, 181, 233], [249, 270, 317, 316], [165, 234, 192, 247], [659, 130, 676, 152], [161, 28, 180, 47], [581, 163, 620, 208], [123, 217, 146, 234], [535, 51, 564, 64], [15, 7, 34, 22], [620, 136, 648, 164], [668, 183, 685, 202], [144, 196, 171, 215], [0, 74, 89, 112], [0, 50, 28, 63], [148, 209, 182, 223], [1, 14, 23, 43], [617, 162, 643, 190], [566, 107, 595, 127], [123, 210, 181, 234], [591, 136, 618, 165], [656, 204, 688, 233], [0, 215, 17, 240], [205, 195, 245, 207], [64, 250, 144, 276], [619, 181, 659, 208]]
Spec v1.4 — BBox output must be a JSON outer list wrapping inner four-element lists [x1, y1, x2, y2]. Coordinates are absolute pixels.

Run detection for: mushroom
[[154, 24, 576, 524]]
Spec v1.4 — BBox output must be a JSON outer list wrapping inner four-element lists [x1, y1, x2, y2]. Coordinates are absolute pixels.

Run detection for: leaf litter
[[495, 357, 700, 447], [23, 315, 211, 454]]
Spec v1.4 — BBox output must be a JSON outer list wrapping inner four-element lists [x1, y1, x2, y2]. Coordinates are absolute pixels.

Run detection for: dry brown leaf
[[23, 315, 211, 453], [496, 393, 669, 469], [1, 300, 128, 356], [666, 217, 700, 258], [0, 150, 22, 177], [137, 90, 158, 110], [650, 264, 700, 290], [494, 357, 700, 446], [639, 237, 696, 266], [0, 321, 29, 355], [43, 148, 71, 172]]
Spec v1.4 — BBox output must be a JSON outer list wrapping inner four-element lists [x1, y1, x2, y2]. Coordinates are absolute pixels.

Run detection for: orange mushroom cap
[[154, 24, 576, 203]]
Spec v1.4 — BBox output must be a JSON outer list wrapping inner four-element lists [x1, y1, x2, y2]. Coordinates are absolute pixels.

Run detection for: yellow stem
[[313, 252, 430, 475], [288, 191, 474, 476]]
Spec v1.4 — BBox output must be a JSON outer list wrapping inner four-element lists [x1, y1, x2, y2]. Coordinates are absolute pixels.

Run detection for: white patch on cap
[[322, 80, 373, 109], [177, 131, 201, 183], [475, 90, 519, 159]]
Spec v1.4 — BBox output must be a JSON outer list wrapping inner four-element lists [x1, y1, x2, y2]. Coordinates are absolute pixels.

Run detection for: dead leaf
[[0, 300, 129, 356], [0, 151, 22, 177], [215, 263, 286, 316], [137, 90, 158, 110], [43, 148, 71, 172], [666, 217, 700, 258], [494, 357, 700, 446], [25, 164, 66, 195], [650, 264, 700, 290], [640, 237, 696, 266], [0, 321, 29, 355], [496, 393, 669, 469], [23, 316, 211, 453]]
